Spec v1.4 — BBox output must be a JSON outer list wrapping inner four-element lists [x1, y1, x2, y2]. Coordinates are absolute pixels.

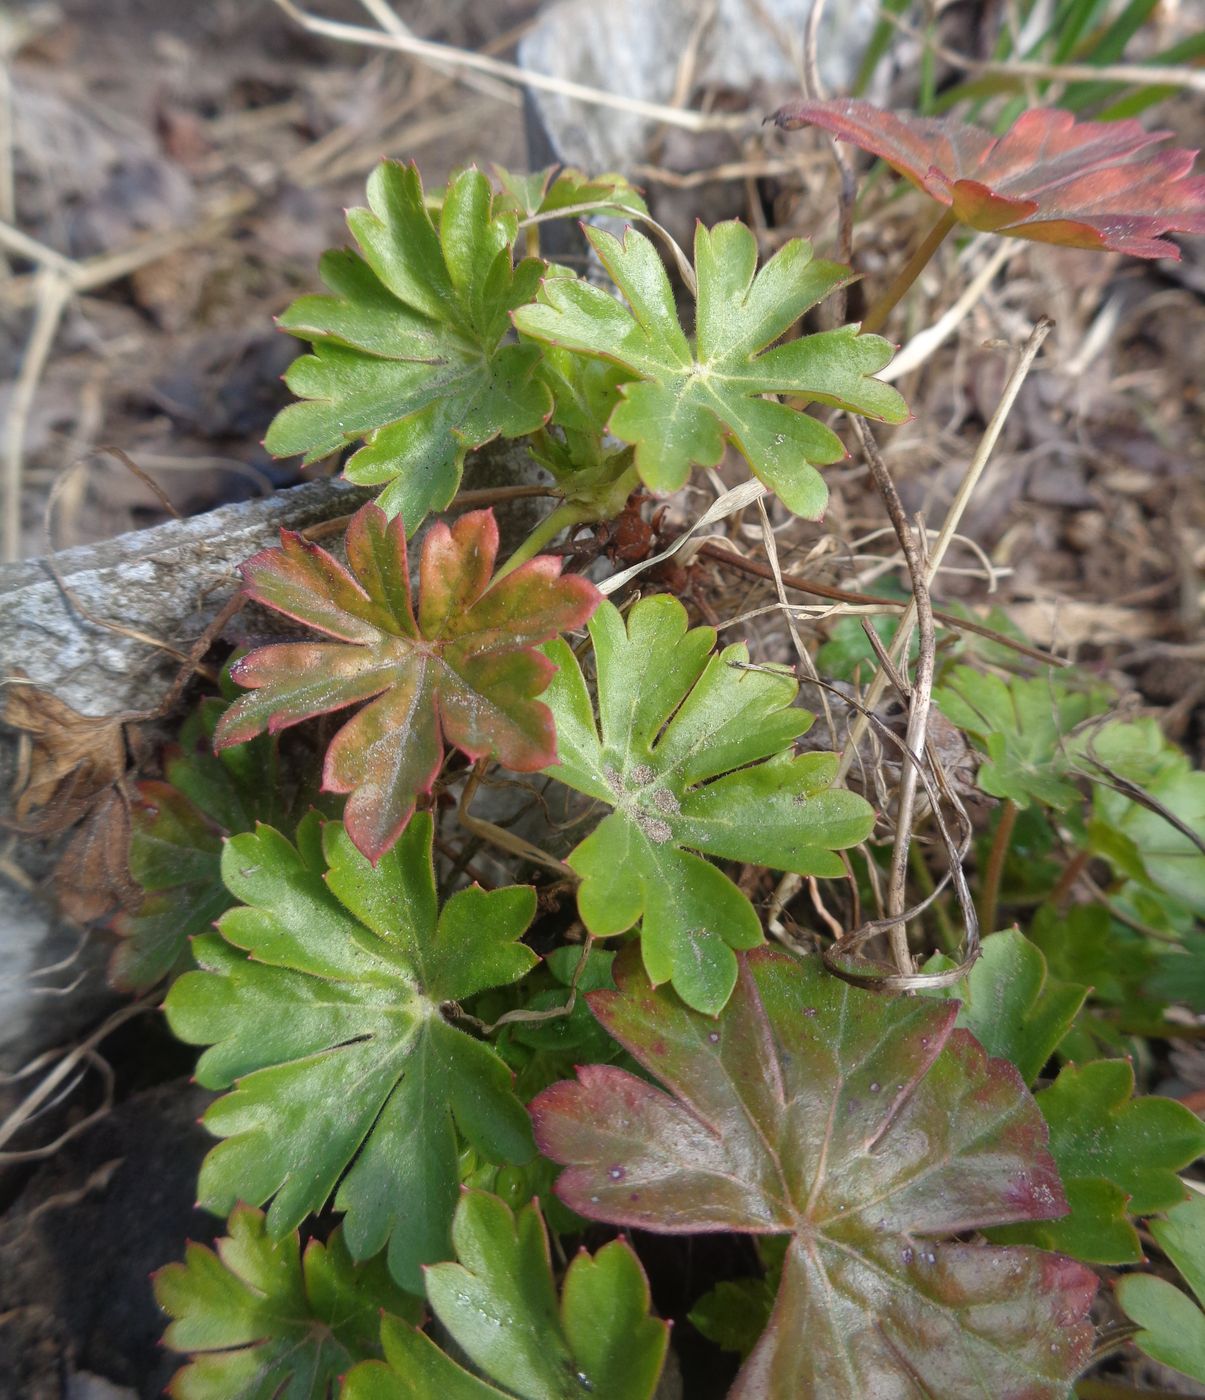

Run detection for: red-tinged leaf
[[215, 502, 599, 861], [531, 947, 1098, 1399], [773, 99, 1205, 259]]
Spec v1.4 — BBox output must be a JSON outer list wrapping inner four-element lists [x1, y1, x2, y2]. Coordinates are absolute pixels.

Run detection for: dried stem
[[837, 315, 1054, 780], [852, 417, 935, 975]]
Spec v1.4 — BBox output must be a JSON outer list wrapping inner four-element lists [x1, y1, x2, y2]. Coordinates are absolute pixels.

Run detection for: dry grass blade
[[269, 0, 750, 133], [836, 315, 1055, 780]]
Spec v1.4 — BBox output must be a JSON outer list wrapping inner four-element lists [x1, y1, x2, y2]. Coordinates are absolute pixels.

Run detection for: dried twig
[[852, 418, 935, 975], [837, 315, 1055, 779], [268, 0, 750, 133]]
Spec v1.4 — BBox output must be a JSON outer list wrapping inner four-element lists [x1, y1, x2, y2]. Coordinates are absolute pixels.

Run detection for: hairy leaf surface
[[515, 220, 906, 517], [344, 1191, 667, 1399], [155, 1205, 418, 1399], [214, 502, 598, 861], [531, 947, 1096, 1398], [265, 163, 551, 528], [540, 596, 875, 1013], [773, 100, 1205, 259], [165, 814, 538, 1289]]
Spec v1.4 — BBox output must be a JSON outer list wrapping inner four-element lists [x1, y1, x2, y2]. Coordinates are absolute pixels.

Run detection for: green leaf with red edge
[[213, 502, 599, 862], [265, 163, 553, 531], [514, 219, 906, 518], [772, 99, 1205, 259], [154, 1205, 419, 1399], [164, 814, 540, 1291], [531, 946, 1098, 1399], [987, 1059, 1205, 1264], [344, 1190, 667, 1400]]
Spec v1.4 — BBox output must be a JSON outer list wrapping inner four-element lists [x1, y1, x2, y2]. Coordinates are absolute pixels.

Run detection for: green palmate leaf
[[529, 345, 632, 478], [342, 1191, 667, 1400], [112, 693, 297, 991], [214, 502, 598, 861], [531, 947, 1097, 1399], [1028, 903, 1159, 1012], [154, 1205, 418, 1399], [165, 814, 539, 1290], [265, 163, 552, 529], [1072, 717, 1205, 914], [1118, 1194, 1205, 1386], [492, 164, 647, 221], [989, 1059, 1205, 1264], [540, 596, 875, 1014], [514, 220, 907, 518], [924, 929, 1087, 1084], [934, 665, 1111, 809]]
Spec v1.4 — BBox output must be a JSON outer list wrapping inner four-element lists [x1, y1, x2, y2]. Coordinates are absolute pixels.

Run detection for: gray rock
[[520, 0, 879, 176]]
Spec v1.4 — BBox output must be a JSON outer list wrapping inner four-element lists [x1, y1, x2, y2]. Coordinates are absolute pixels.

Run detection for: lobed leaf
[[265, 163, 552, 529], [540, 595, 875, 1013], [989, 1059, 1205, 1263], [772, 99, 1205, 259], [1117, 1194, 1205, 1385], [165, 814, 539, 1290], [531, 947, 1097, 1398], [214, 502, 598, 862], [342, 1191, 667, 1400], [111, 694, 297, 990], [154, 1205, 418, 1399], [935, 665, 1111, 810], [924, 929, 1087, 1084], [515, 220, 906, 518]]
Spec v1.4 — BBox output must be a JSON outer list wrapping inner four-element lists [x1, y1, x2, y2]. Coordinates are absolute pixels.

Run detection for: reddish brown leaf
[[214, 503, 599, 861], [773, 99, 1205, 259], [531, 946, 1098, 1398]]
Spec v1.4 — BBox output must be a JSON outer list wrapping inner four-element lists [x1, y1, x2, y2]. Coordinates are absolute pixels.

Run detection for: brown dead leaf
[[54, 788, 139, 923], [3, 674, 128, 824]]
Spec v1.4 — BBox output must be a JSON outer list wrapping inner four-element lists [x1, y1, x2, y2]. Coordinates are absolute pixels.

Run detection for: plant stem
[[852, 418, 935, 977], [492, 459, 641, 583], [978, 798, 1018, 934], [861, 206, 958, 335], [491, 499, 596, 583]]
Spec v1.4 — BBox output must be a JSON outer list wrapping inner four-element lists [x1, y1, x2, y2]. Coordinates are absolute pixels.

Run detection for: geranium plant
[[60, 62, 1203, 1399]]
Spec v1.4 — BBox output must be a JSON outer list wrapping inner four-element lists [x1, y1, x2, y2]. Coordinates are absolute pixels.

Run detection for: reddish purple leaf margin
[[532, 946, 1098, 1398], [774, 99, 1205, 259], [214, 503, 599, 861]]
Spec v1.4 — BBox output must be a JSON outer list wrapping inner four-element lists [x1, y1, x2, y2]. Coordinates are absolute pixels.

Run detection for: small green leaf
[[1149, 933, 1205, 1013], [541, 596, 875, 1013], [688, 1276, 778, 1359], [515, 220, 906, 517], [935, 666, 1112, 809], [154, 1205, 418, 1399], [924, 930, 1087, 1084], [266, 163, 552, 529], [532, 947, 1098, 1398], [165, 815, 539, 1290], [111, 693, 310, 991], [342, 1192, 668, 1400], [214, 503, 598, 861], [1118, 1194, 1205, 1385], [988, 1059, 1205, 1263], [493, 165, 647, 221]]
